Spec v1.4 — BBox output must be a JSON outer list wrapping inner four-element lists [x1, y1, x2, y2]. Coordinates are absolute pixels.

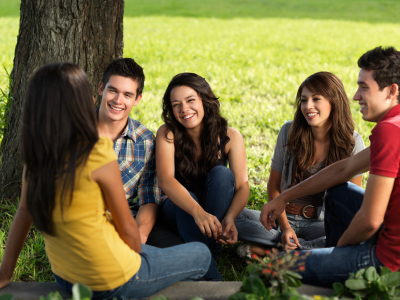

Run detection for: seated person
[[156, 73, 249, 280], [96, 58, 183, 247], [235, 72, 364, 257], [0, 63, 211, 298], [261, 46, 400, 287]]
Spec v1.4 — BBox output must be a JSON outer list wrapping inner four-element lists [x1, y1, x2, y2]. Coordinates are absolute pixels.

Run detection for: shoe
[[236, 244, 252, 258]]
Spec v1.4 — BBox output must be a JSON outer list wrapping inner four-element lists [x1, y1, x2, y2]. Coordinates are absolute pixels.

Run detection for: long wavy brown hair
[[287, 72, 355, 187], [162, 73, 229, 181], [22, 63, 98, 236]]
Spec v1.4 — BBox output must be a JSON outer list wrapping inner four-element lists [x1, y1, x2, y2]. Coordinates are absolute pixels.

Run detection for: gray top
[[271, 120, 365, 203]]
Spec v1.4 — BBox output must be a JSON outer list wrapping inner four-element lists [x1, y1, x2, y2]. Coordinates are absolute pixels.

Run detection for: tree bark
[[0, 0, 124, 200]]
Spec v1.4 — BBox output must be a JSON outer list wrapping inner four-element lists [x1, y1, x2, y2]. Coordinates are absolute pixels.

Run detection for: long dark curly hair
[[287, 71, 355, 187], [22, 63, 98, 236], [162, 73, 229, 181]]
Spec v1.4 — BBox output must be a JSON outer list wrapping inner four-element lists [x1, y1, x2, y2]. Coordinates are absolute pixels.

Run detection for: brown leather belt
[[285, 203, 318, 219]]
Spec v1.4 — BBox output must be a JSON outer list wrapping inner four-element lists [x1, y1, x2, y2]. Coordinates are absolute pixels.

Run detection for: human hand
[[218, 217, 238, 245], [193, 209, 222, 239], [260, 196, 287, 230], [281, 227, 301, 250]]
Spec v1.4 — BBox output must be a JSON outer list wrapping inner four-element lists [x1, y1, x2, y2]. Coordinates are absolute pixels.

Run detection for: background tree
[[0, 0, 123, 200]]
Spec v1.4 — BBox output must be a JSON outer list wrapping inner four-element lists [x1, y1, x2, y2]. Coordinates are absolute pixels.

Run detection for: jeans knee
[[207, 166, 235, 188], [191, 242, 212, 269]]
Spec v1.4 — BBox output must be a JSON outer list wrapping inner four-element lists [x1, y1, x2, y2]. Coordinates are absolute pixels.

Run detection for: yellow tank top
[[43, 137, 141, 291]]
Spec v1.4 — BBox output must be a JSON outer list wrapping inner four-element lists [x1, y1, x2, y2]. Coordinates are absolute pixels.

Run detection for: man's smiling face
[[99, 75, 142, 123], [353, 69, 393, 123]]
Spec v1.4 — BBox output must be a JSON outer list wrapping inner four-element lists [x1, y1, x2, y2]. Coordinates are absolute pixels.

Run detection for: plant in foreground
[[228, 249, 316, 300], [332, 266, 400, 300]]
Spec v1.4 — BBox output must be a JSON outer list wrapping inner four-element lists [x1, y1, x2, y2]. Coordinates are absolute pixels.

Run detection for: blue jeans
[[161, 166, 235, 281], [298, 182, 384, 287], [235, 208, 326, 249], [54, 243, 211, 300]]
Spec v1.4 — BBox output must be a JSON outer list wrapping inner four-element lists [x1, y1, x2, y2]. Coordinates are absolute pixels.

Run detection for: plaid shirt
[[113, 117, 161, 211]]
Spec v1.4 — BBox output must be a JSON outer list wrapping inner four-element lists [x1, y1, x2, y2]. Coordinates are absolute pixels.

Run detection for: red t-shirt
[[371, 104, 400, 271]]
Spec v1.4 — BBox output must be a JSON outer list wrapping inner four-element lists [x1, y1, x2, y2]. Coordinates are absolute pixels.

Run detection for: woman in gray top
[[235, 72, 365, 257]]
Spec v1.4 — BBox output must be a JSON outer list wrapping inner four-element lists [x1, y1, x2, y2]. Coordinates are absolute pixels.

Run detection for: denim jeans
[[161, 165, 235, 281], [54, 243, 211, 300], [235, 208, 326, 249], [298, 182, 384, 287], [324, 182, 365, 247]]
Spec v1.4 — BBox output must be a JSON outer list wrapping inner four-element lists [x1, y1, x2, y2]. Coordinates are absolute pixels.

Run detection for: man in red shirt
[[260, 46, 400, 286]]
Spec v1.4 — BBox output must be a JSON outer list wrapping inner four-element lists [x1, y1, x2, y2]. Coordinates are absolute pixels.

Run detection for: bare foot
[[249, 245, 269, 257]]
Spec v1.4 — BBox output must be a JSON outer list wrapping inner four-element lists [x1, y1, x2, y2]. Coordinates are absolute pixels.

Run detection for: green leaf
[[332, 282, 345, 295], [345, 279, 369, 290], [365, 266, 379, 282], [355, 268, 366, 279], [286, 275, 302, 288], [71, 283, 92, 300], [367, 293, 377, 300], [380, 267, 392, 276], [244, 293, 263, 300], [381, 272, 400, 287], [247, 274, 268, 297], [392, 288, 400, 297], [228, 291, 248, 300], [45, 291, 63, 300], [285, 270, 303, 280], [0, 294, 14, 300]]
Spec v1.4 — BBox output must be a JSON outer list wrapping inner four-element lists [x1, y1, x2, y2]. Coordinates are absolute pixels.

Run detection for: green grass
[[1, 0, 400, 282]]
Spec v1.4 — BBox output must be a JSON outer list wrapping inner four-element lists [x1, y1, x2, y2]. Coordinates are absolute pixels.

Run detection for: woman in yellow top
[[0, 63, 210, 299]]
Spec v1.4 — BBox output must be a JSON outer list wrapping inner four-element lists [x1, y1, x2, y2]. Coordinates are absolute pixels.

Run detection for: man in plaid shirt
[[97, 58, 183, 247]]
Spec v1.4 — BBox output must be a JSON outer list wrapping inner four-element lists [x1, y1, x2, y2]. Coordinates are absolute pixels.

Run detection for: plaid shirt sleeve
[[136, 134, 161, 206]]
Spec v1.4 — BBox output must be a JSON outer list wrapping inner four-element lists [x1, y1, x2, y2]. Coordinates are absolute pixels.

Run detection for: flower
[[252, 254, 258, 259], [294, 251, 300, 256], [267, 269, 271, 274], [262, 269, 267, 274], [272, 271, 277, 276], [265, 250, 271, 254], [267, 263, 272, 267], [299, 266, 305, 271]]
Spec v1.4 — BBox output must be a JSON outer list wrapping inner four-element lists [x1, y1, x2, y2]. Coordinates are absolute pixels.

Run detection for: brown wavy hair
[[161, 73, 229, 181], [287, 72, 355, 187]]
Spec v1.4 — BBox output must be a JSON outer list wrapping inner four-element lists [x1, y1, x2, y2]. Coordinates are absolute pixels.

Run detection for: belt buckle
[[302, 205, 315, 219]]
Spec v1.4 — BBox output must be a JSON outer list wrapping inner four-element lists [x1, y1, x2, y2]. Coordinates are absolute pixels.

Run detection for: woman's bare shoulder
[[157, 124, 174, 141]]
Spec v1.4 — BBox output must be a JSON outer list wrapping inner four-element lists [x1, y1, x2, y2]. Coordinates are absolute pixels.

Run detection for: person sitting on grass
[[235, 71, 365, 257], [260, 46, 400, 287], [156, 73, 249, 281], [96, 58, 184, 248], [0, 63, 211, 299]]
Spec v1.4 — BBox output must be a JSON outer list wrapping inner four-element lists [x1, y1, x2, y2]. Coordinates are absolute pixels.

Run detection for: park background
[[0, 0, 400, 282]]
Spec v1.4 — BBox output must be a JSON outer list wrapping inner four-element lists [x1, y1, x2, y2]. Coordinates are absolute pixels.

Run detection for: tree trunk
[[0, 0, 124, 200]]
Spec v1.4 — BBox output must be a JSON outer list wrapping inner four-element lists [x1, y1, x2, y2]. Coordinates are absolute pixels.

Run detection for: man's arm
[[260, 147, 371, 230], [337, 174, 393, 246], [136, 203, 158, 244]]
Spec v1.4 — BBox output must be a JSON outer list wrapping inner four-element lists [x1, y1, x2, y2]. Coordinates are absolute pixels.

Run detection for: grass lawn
[[1, 0, 400, 283]]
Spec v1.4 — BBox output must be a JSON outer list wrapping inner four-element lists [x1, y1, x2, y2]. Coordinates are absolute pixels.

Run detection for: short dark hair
[[101, 58, 145, 97], [358, 46, 400, 102]]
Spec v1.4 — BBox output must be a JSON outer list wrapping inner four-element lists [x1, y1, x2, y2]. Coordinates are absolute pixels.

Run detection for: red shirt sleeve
[[369, 122, 400, 178]]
